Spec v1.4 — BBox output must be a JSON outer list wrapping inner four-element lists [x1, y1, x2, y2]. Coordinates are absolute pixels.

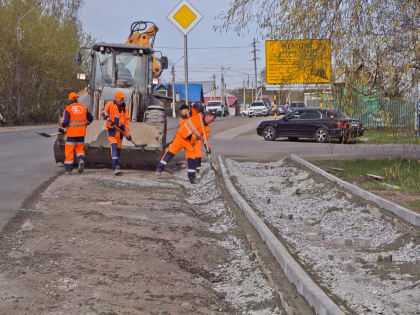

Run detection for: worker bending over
[[190, 103, 210, 178], [178, 103, 210, 179], [59, 92, 93, 175], [156, 104, 215, 184], [102, 92, 132, 176]]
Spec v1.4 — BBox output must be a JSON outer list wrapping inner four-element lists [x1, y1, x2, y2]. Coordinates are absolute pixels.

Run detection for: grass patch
[[357, 128, 420, 144], [314, 159, 420, 194], [404, 200, 420, 212]]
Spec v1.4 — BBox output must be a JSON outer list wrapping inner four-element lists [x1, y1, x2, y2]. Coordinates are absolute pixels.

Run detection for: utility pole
[[212, 74, 216, 100], [252, 38, 258, 102], [243, 79, 246, 107], [171, 65, 176, 117], [184, 35, 189, 106], [221, 66, 225, 106]]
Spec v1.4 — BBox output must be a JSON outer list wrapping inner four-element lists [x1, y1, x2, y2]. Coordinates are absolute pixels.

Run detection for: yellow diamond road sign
[[168, 0, 203, 35]]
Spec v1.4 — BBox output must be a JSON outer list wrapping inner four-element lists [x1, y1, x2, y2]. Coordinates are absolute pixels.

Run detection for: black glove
[[206, 148, 211, 155], [58, 127, 64, 134], [107, 118, 114, 126], [186, 135, 192, 141], [126, 135, 132, 141]]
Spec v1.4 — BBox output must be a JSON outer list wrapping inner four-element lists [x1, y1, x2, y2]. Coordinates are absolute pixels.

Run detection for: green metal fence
[[333, 100, 416, 128]]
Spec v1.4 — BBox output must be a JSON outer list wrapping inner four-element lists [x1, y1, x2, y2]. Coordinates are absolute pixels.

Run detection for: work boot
[[189, 177, 196, 184], [155, 170, 162, 177], [114, 165, 122, 176], [78, 160, 85, 174], [65, 169, 72, 175]]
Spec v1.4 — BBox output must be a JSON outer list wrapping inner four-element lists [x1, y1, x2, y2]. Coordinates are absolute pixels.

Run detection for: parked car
[[256, 108, 364, 143], [286, 101, 306, 114], [265, 104, 275, 116], [240, 109, 249, 116], [206, 101, 228, 117], [276, 105, 287, 115], [248, 102, 268, 117]]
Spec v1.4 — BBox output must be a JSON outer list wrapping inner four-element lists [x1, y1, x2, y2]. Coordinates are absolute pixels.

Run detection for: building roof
[[174, 81, 213, 94], [154, 84, 204, 102], [204, 88, 235, 98]]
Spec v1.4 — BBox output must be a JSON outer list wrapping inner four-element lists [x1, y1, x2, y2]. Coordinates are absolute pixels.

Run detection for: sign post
[[273, 94, 277, 119], [168, 0, 203, 106]]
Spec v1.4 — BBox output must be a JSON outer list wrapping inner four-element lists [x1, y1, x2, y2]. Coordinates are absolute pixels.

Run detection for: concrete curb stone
[[217, 155, 345, 315], [289, 154, 420, 227]]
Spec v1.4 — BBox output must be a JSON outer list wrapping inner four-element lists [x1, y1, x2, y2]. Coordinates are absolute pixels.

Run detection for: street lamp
[[16, 1, 42, 42], [171, 56, 184, 117], [15, 1, 42, 121]]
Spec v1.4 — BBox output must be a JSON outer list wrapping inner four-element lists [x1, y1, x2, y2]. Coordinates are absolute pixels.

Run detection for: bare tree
[[216, 0, 419, 98]]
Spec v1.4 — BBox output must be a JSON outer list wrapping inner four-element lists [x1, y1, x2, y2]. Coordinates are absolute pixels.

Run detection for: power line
[[155, 45, 263, 50]]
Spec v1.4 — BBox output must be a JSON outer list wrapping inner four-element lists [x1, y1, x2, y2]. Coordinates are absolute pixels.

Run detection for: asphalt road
[[1, 116, 419, 231], [0, 126, 60, 231]]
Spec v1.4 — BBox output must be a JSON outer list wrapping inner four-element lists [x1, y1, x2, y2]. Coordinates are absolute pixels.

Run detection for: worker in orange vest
[[190, 103, 210, 179], [58, 92, 93, 175], [156, 104, 214, 184], [102, 91, 132, 175], [178, 103, 210, 180]]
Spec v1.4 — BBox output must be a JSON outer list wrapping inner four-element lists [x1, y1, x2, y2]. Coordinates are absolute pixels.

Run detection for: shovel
[[113, 124, 147, 148], [198, 113, 218, 174], [36, 131, 62, 138]]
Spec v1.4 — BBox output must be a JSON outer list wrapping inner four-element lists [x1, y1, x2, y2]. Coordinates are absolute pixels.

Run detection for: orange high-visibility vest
[[103, 101, 131, 136], [178, 108, 210, 144], [63, 103, 89, 137]]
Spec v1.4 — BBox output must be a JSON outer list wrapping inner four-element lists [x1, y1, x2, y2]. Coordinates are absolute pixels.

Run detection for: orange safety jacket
[[178, 107, 210, 149], [60, 102, 91, 137], [102, 101, 131, 136]]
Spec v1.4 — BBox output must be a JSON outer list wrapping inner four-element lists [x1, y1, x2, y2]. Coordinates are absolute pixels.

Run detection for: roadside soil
[[0, 164, 283, 314], [370, 190, 420, 215]]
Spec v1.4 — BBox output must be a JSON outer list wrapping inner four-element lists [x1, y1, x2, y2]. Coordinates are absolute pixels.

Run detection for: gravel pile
[[227, 158, 420, 314], [174, 165, 283, 314]]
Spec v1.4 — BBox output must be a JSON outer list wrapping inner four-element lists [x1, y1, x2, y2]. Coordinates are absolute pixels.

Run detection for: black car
[[256, 108, 364, 143], [286, 101, 306, 114]]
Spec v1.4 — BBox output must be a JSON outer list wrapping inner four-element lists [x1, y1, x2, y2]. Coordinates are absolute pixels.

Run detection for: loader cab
[[91, 43, 154, 92]]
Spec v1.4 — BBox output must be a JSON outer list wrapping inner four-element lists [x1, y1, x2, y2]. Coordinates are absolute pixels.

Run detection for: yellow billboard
[[265, 39, 331, 84]]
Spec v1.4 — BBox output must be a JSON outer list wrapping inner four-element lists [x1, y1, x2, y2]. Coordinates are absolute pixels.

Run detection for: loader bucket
[[54, 120, 166, 169]]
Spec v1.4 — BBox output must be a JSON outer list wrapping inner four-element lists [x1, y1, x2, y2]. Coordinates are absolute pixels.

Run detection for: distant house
[[173, 81, 213, 94], [154, 83, 204, 103], [204, 88, 238, 107]]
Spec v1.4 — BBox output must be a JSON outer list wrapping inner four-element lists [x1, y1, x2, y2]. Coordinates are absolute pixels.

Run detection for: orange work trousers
[[108, 129, 123, 170], [64, 137, 85, 170], [157, 133, 196, 180]]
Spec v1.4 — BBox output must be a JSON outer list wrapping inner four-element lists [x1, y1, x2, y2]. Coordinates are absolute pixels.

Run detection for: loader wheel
[[144, 108, 167, 151], [144, 108, 166, 125]]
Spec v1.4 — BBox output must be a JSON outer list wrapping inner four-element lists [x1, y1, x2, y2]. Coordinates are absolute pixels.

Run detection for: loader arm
[[125, 23, 162, 78]]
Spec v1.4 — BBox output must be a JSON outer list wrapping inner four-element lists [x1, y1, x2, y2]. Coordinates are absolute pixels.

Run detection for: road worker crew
[[178, 103, 210, 178], [102, 91, 132, 176], [190, 103, 210, 178], [58, 92, 93, 175], [156, 104, 215, 184]]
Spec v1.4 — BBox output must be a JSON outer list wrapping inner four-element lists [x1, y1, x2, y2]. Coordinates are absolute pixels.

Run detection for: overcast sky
[[79, 0, 265, 89]]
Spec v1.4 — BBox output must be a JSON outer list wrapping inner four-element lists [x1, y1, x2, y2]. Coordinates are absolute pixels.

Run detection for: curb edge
[[289, 154, 420, 227], [217, 155, 345, 315]]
